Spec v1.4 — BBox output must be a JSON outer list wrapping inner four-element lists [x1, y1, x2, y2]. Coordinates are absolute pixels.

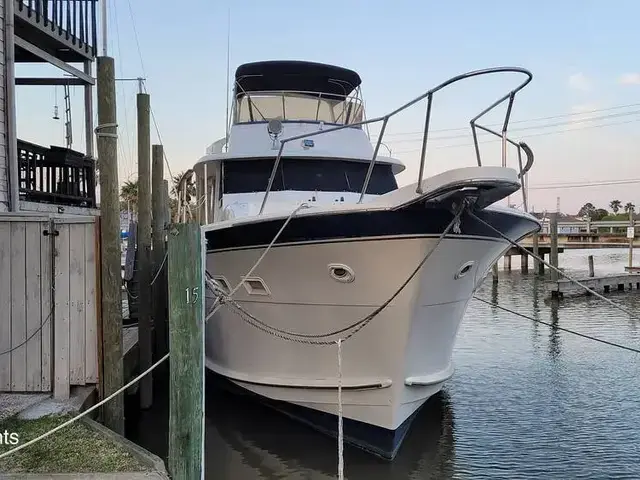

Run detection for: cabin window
[[235, 92, 364, 126], [222, 158, 397, 195]]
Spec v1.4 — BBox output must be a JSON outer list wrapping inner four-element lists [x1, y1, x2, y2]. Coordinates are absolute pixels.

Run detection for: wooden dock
[[548, 273, 640, 297]]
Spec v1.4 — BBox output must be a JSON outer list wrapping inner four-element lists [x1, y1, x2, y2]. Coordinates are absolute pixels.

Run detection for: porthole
[[454, 261, 475, 280], [328, 263, 355, 283]]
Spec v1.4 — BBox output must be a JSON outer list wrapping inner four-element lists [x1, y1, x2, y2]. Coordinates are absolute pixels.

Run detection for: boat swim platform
[[547, 273, 640, 298]]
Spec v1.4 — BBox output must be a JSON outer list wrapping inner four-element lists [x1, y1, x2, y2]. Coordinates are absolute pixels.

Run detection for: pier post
[[504, 255, 512, 271], [137, 92, 153, 409], [152, 144, 168, 358], [521, 253, 528, 273], [168, 223, 204, 480], [588, 255, 594, 277], [492, 263, 498, 283], [628, 206, 635, 269], [96, 56, 124, 434], [532, 232, 543, 274], [549, 212, 559, 281]]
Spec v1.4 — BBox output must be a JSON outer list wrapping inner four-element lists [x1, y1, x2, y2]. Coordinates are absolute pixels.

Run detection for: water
[[125, 248, 640, 479]]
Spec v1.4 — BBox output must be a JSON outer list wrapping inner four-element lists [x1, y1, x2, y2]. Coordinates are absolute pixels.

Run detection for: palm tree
[[120, 179, 138, 212], [171, 171, 196, 202], [171, 171, 197, 221], [610, 199, 622, 214], [624, 202, 635, 214]]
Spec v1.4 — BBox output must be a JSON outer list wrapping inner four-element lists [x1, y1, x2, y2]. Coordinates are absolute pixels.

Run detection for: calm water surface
[[125, 248, 640, 479]]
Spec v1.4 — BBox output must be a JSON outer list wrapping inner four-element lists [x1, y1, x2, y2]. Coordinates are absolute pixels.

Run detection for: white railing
[[258, 67, 535, 215]]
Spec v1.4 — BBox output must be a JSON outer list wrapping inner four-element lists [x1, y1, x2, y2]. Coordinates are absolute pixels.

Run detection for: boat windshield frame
[[233, 87, 365, 128]]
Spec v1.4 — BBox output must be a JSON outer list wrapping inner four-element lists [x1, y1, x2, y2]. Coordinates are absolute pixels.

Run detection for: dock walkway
[[548, 273, 640, 297]]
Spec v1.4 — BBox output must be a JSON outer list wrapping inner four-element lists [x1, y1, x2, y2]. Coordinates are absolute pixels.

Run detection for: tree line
[[577, 200, 636, 221], [119, 171, 196, 221]]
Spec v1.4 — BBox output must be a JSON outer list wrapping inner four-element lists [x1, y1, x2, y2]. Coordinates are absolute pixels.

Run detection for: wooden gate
[[0, 214, 99, 398]]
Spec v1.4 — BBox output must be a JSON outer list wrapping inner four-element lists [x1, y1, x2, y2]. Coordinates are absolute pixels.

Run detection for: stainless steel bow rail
[[259, 67, 534, 215]]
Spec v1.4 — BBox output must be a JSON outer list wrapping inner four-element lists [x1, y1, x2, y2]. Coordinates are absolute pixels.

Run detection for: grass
[[0, 414, 148, 474]]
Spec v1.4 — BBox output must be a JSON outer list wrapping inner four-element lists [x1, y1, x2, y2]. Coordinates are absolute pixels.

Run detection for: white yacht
[[193, 60, 541, 459]]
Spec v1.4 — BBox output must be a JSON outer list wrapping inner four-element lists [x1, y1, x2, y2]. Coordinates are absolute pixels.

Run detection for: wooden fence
[[0, 213, 98, 398]]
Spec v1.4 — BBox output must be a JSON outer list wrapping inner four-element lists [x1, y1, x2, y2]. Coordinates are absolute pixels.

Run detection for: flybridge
[[232, 60, 366, 126]]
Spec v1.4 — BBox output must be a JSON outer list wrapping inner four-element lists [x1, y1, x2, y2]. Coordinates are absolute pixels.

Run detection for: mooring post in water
[[492, 262, 499, 283], [532, 232, 543, 275], [628, 206, 635, 269], [137, 91, 153, 409], [96, 55, 124, 434], [504, 255, 511, 271], [549, 212, 559, 282], [168, 223, 205, 480], [588, 255, 594, 277], [521, 253, 528, 273], [152, 144, 167, 358]]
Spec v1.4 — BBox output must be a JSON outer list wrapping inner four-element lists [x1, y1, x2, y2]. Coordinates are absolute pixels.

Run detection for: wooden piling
[[588, 255, 594, 277], [492, 263, 498, 283], [504, 255, 512, 271], [152, 144, 167, 358], [520, 254, 528, 273], [532, 232, 543, 274], [137, 92, 153, 409], [628, 207, 635, 269], [168, 223, 204, 480], [549, 212, 559, 281], [96, 56, 124, 435]]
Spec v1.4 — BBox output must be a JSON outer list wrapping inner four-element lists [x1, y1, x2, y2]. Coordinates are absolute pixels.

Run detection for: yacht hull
[[203, 204, 539, 459]]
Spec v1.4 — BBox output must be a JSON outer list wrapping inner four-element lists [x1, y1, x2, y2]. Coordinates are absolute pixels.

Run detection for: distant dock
[[548, 273, 640, 297]]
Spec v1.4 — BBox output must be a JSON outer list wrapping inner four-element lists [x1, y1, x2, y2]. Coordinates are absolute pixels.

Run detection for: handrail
[[234, 87, 364, 125], [258, 67, 534, 215]]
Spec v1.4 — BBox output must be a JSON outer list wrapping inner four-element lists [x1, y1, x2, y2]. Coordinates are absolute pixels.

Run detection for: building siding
[[0, 1, 7, 212]]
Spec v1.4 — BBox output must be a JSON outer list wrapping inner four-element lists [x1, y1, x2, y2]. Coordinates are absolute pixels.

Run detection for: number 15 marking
[[185, 286, 199, 304]]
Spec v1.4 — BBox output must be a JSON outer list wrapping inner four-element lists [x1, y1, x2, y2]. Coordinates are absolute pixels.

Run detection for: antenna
[[101, 0, 108, 56], [224, 7, 231, 152]]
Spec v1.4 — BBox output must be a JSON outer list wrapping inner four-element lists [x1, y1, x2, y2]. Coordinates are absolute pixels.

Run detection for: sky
[[14, 0, 640, 214]]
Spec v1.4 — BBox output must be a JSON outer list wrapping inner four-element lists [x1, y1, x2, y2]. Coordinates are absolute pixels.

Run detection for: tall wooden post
[[532, 232, 542, 274], [168, 223, 205, 480], [549, 212, 559, 281], [588, 255, 595, 277], [96, 56, 124, 434], [137, 92, 153, 409], [628, 207, 635, 269], [152, 144, 167, 357]]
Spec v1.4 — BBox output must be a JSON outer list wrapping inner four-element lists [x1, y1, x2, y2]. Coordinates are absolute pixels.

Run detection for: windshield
[[234, 91, 364, 126], [223, 158, 397, 195]]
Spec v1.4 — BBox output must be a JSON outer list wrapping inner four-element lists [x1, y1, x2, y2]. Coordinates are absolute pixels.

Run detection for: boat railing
[[233, 86, 365, 126], [258, 67, 534, 215]]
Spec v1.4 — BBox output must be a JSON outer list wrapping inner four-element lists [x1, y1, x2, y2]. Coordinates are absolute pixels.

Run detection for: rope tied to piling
[[94, 122, 118, 138]]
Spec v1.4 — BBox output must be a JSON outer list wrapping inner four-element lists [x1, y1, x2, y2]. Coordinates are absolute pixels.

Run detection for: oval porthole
[[328, 263, 355, 284], [454, 261, 475, 280]]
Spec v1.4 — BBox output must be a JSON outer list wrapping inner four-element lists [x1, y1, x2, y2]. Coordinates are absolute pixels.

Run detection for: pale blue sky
[[15, 0, 640, 213]]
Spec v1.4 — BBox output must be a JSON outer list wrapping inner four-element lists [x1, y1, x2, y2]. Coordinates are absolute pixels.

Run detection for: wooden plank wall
[[0, 214, 98, 396], [0, 0, 8, 212]]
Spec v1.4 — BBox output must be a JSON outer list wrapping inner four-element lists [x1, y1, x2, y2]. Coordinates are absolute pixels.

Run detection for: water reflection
[[548, 299, 562, 361], [206, 380, 455, 479], [126, 370, 456, 480]]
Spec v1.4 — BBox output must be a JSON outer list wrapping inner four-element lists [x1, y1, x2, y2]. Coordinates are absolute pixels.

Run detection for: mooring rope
[[337, 338, 344, 480], [0, 353, 170, 461], [469, 212, 640, 321], [473, 296, 640, 354], [206, 204, 466, 343], [204, 202, 310, 323], [0, 203, 309, 463]]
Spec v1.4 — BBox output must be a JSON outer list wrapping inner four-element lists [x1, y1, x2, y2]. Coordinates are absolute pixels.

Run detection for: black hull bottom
[[206, 370, 423, 460]]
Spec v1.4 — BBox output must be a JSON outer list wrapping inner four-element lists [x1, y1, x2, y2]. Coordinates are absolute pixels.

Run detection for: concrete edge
[[80, 417, 168, 476]]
